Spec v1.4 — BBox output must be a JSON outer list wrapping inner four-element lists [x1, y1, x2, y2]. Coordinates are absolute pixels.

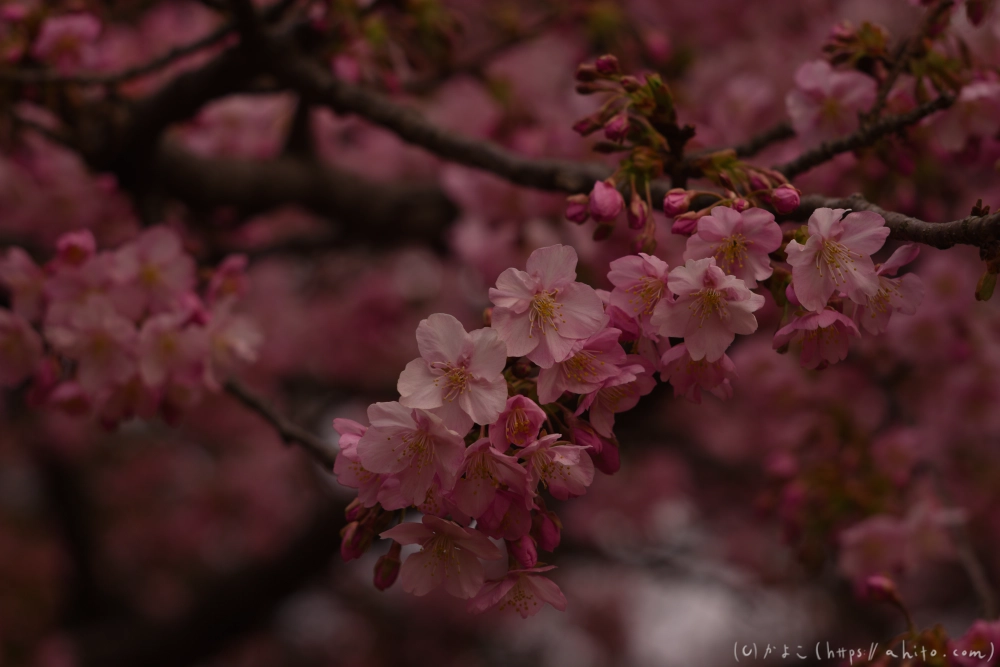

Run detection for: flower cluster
[[0, 227, 262, 427]]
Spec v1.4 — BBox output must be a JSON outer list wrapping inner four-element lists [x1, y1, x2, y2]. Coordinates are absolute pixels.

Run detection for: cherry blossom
[[535, 327, 630, 404], [397, 313, 508, 434], [576, 355, 656, 437], [114, 227, 196, 316], [489, 244, 606, 368], [44, 297, 137, 393], [659, 342, 737, 403], [683, 206, 782, 288], [380, 515, 502, 598], [784, 207, 890, 312], [137, 313, 207, 389], [607, 253, 671, 337], [333, 418, 382, 507], [468, 566, 567, 618], [0, 248, 45, 322], [772, 309, 861, 370], [0, 308, 42, 387], [519, 433, 595, 500], [489, 395, 547, 451], [785, 60, 877, 146], [449, 438, 529, 518], [650, 257, 765, 362], [31, 13, 101, 73], [852, 244, 924, 335]]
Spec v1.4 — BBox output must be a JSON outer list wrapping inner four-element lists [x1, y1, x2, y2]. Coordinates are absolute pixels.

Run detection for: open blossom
[[837, 514, 914, 587], [31, 13, 101, 72], [450, 438, 529, 518], [490, 395, 546, 451], [650, 258, 765, 362], [784, 208, 889, 312], [0, 248, 45, 322], [357, 402, 465, 506], [115, 227, 196, 315], [333, 418, 382, 507], [468, 566, 567, 618], [576, 355, 655, 437], [137, 313, 207, 388], [772, 309, 861, 370], [44, 297, 137, 393], [206, 300, 263, 386], [380, 515, 502, 598], [397, 313, 507, 434], [607, 253, 671, 337], [0, 309, 42, 387], [683, 206, 782, 288], [785, 60, 876, 146], [933, 80, 1000, 152], [536, 327, 629, 403], [489, 245, 606, 368], [476, 487, 533, 540], [659, 342, 737, 403], [852, 244, 924, 335], [950, 620, 1000, 667], [519, 433, 594, 500]]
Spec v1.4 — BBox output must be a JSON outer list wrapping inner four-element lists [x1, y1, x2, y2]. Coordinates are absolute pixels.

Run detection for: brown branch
[[774, 95, 954, 179], [796, 193, 1000, 249], [733, 121, 796, 158], [224, 378, 337, 469]]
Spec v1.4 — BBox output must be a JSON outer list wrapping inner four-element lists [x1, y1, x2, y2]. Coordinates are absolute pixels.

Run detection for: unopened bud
[[565, 194, 590, 224], [589, 180, 624, 222], [770, 184, 801, 214], [373, 541, 402, 591], [532, 510, 562, 552], [731, 197, 750, 212], [594, 54, 620, 75], [344, 497, 366, 522], [627, 193, 648, 230], [671, 213, 699, 236], [512, 357, 533, 378], [55, 230, 96, 266], [863, 575, 900, 603], [508, 535, 538, 568], [662, 188, 692, 217], [620, 75, 642, 92], [575, 63, 599, 82], [340, 521, 371, 561], [603, 111, 629, 142]]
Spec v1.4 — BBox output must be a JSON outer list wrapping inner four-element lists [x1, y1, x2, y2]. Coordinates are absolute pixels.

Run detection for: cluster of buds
[[822, 21, 890, 71]]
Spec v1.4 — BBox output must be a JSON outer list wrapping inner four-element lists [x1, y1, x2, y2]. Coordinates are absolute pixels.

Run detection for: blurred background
[[2, 0, 1000, 665]]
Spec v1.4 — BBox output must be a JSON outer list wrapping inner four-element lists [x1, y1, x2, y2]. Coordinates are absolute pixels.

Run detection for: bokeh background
[[2, 0, 1000, 666]]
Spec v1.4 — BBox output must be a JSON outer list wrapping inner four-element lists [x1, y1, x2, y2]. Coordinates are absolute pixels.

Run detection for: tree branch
[[223, 378, 338, 469], [774, 95, 954, 178]]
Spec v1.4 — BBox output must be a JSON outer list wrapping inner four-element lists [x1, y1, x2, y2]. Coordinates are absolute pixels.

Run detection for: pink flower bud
[[48, 382, 91, 416], [592, 438, 621, 474], [508, 535, 538, 568], [627, 194, 648, 230], [671, 214, 699, 235], [643, 30, 671, 64], [603, 111, 629, 142], [565, 194, 590, 224], [55, 230, 96, 266], [863, 575, 900, 602], [620, 75, 642, 92], [589, 180, 624, 222], [572, 115, 603, 136], [344, 498, 365, 523], [785, 283, 802, 307], [340, 521, 371, 561], [662, 188, 691, 217], [373, 541, 402, 591], [731, 197, 750, 212], [575, 63, 599, 81], [532, 510, 562, 552], [594, 54, 620, 75], [770, 184, 801, 214], [748, 172, 771, 191]]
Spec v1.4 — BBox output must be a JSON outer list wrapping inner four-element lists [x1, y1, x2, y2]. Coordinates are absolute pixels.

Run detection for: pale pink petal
[[525, 244, 578, 289], [415, 313, 468, 365], [397, 359, 443, 409]]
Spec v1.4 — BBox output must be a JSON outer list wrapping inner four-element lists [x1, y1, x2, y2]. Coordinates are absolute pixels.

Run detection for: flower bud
[[55, 230, 96, 266], [340, 521, 372, 561], [785, 283, 802, 308], [603, 111, 629, 142], [373, 541, 402, 591], [512, 357, 533, 378], [532, 510, 562, 552], [572, 115, 603, 136], [508, 535, 538, 568], [748, 172, 771, 191], [662, 188, 691, 217], [863, 575, 900, 603], [620, 75, 642, 92], [770, 184, 801, 214], [731, 197, 750, 212], [344, 497, 366, 522], [565, 194, 590, 224], [627, 193, 648, 230], [594, 54, 620, 75], [575, 63, 599, 81], [589, 180, 624, 222], [671, 215, 699, 236]]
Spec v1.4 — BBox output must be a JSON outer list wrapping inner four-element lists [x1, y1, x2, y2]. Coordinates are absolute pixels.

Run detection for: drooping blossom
[[380, 515, 502, 598], [0, 248, 45, 322], [114, 227, 196, 315], [607, 253, 671, 337], [450, 438, 529, 518], [650, 257, 765, 362], [333, 418, 382, 507], [535, 327, 630, 403], [683, 206, 782, 288], [468, 566, 567, 618], [519, 433, 595, 500], [772, 308, 861, 370], [784, 208, 890, 312], [44, 297, 137, 393], [489, 244, 606, 368], [785, 60, 877, 146], [569, 421, 621, 474], [0, 309, 42, 386], [31, 13, 101, 73], [852, 244, 924, 335], [489, 395, 547, 451], [397, 313, 507, 434], [575, 355, 656, 437], [659, 342, 737, 403], [356, 402, 466, 506]]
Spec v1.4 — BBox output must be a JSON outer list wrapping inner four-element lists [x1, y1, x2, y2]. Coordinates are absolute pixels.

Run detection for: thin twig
[[224, 378, 337, 469]]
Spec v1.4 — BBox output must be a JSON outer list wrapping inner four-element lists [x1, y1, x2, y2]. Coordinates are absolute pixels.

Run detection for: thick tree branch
[[224, 378, 338, 469], [774, 95, 954, 178]]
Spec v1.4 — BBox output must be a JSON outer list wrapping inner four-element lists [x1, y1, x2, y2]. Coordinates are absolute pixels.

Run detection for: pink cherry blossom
[[785, 60, 877, 146], [475, 488, 533, 540], [55, 230, 97, 267], [607, 252, 671, 337], [31, 13, 101, 73], [206, 254, 250, 306], [115, 227, 196, 315], [468, 566, 567, 618], [950, 620, 1000, 667], [380, 515, 502, 598], [0, 248, 45, 322], [205, 300, 263, 387], [536, 327, 630, 403], [659, 342, 737, 403], [837, 514, 913, 587], [44, 297, 137, 393], [489, 395, 547, 451], [650, 257, 765, 362], [519, 433, 595, 500], [575, 355, 656, 437], [683, 206, 782, 288], [933, 81, 1000, 152], [356, 402, 466, 506], [772, 308, 861, 370], [0, 308, 42, 387], [137, 313, 207, 389], [784, 208, 889, 312], [450, 438, 529, 518], [489, 244, 606, 368], [569, 421, 621, 474], [852, 244, 924, 335], [397, 313, 508, 434], [333, 418, 382, 507]]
